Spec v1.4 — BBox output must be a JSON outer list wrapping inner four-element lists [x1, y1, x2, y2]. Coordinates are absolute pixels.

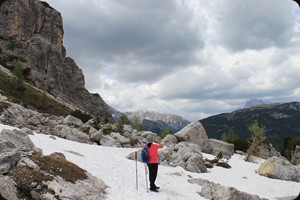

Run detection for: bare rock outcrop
[[0, 128, 107, 200], [0, 0, 112, 120]]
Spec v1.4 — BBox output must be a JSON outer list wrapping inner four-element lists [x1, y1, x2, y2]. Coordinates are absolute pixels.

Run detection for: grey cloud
[[215, 0, 297, 51], [53, 0, 205, 82]]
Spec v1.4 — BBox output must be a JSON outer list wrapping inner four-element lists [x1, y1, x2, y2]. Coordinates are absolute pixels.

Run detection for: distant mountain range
[[109, 108, 190, 134], [244, 98, 271, 108], [200, 102, 300, 149]]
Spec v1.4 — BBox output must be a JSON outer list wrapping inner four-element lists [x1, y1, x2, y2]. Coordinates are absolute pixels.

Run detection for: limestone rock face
[[0, 0, 112, 120]]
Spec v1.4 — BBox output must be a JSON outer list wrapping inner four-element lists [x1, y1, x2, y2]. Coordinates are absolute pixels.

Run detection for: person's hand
[[155, 137, 160, 143]]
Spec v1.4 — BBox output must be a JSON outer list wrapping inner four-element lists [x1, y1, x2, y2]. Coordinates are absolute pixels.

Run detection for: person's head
[[146, 135, 155, 143]]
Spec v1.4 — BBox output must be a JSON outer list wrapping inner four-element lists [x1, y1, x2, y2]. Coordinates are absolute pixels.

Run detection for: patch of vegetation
[[282, 136, 300, 160], [11, 60, 25, 90], [0, 72, 72, 117], [160, 127, 173, 139], [9, 154, 88, 199], [131, 117, 143, 131], [71, 109, 93, 123], [119, 113, 130, 125], [221, 128, 249, 152], [31, 154, 87, 183], [10, 167, 54, 199], [40, 1, 54, 10], [0, 101, 9, 112]]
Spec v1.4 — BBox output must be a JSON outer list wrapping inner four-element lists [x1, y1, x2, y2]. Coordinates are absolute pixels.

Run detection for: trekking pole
[[144, 163, 149, 192], [135, 151, 138, 190]]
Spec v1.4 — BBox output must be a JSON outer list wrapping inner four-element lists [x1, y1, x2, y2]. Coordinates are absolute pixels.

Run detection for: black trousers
[[148, 163, 158, 189]]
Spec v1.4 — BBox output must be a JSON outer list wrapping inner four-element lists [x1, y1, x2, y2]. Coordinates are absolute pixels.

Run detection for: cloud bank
[[46, 0, 300, 121]]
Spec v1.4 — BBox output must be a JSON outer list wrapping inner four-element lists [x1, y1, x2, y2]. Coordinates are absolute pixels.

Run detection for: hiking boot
[[150, 188, 159, 192]]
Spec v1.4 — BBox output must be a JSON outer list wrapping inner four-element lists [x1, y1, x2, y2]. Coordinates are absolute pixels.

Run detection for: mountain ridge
[[200, 101, 300, 149]]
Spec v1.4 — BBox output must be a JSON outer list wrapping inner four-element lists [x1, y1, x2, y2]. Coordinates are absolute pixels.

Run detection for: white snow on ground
[[1, 124, 299, 200]]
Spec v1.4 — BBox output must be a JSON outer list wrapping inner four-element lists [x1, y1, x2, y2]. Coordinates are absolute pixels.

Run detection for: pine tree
[[12, 61, 24, 90], [245, 121, 268, 161]]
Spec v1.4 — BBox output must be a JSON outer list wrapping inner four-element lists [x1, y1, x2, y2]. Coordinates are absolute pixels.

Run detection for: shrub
[[131, 117, 143, 131], [119, 113, 130, 125], [282, 136, 300, 160], [245, 121, 268, 158], [71, 109, 93, 123], [161, 127, 172, 139], [11, 61, 25, 90]]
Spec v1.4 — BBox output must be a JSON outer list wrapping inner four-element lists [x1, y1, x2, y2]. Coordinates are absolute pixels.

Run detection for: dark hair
[[147, 143, 152, 148]]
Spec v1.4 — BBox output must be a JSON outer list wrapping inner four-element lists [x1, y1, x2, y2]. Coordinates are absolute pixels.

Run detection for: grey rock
[[55, 125, 89, 143], [209, 138, 234, 158], [123, 125, 133, 132], [110, 132, 130, 145], [90, 130, 103, 143], [0, 175, 18, 200], [45, 172, 107, 200], [174, 122, 210, 152], [162, 134, 178, 144], [186, 154, 207, 173], [196, 179, 267, 200], [257, 156, 300, 182], [64, 115, 83, 127], [100, 135, 122, 147]]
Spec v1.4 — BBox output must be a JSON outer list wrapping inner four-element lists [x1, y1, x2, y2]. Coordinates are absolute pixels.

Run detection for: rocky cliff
[[125, 110, 190, 134], [0, 0, 112, 120]]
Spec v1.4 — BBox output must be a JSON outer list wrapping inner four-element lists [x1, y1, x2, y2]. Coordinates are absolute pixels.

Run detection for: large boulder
[[110, 132, 130, 145], [291, 145, 300, 166], [0, 175, 18, 200], [159, 142, 207, 173], [209, 139, 234, 158], [162, 134, 178, 144], [189, 178, 267, 200], [63, 115, 83, 127], [54, 125, 90, 143], [90, 130, 103, 143], [257, 156, 300, 182], [174, 122, 210, 152], [0, 129, 35, 174], [100, 135, 122, 147], [7, 153, 107, 200]]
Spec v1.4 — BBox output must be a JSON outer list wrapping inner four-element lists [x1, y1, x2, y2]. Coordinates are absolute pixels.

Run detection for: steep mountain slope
[[200, 102, 300, 149], [0, 0, 112, 120]]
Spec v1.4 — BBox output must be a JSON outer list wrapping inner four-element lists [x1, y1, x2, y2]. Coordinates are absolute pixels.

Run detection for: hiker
[[146, 135, 164, 192]]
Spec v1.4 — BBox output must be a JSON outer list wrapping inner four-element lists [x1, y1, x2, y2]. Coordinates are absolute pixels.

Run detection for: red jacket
[[146, 143, 159, 164]]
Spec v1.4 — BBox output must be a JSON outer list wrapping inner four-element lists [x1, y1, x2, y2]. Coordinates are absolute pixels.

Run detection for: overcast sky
[[45, 0, 300, 121]]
